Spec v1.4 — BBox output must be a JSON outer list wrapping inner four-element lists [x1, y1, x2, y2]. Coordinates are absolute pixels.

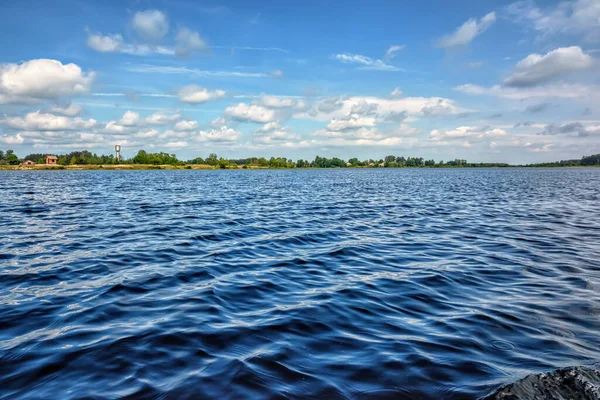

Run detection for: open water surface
[[1, 168, 599, 399]]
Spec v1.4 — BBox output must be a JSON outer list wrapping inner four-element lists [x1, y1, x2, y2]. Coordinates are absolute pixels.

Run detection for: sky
[[0, 0, 599, 163]]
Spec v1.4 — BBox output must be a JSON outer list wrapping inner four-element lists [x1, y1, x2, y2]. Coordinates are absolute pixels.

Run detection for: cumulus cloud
[[177, 85, 226, 104], [225, 103, 277, 123], [132, 10, 169, 41], [196, 125, 243, 142], [46, 103, 83, 117], [421, 100, 455, 117], [86, 32, 174, 55], [0, 134, 25, 144], [260, 95, 306, 109], [303, 95, 463, 121], [390, 88, 402, 98], [0, 59, 94, 104], [145, 111, 181, 125], [316, 96, 346, 113], [327, 115, 377, 131], [253, 122, 300, 144], [429, 126, 507, 141], [311, 125, 421, 147], [87, 33, 124, 52], [164, 141, 187, 148], [175, 27, 207, 56], [118, 110, 140, 126], [332, 53, 401, 71], [173, 120, 199, 131], [258, 121, 283, 132], [350, 100, 379, 115], [1, 111, 96, 131], [134, 129, 159, 138], [385, 45, 405, 59], [100, 120, 130, 134], [383, 111, 408, 123], [438, 12, 496, 48], [503, 46, 594, 87]]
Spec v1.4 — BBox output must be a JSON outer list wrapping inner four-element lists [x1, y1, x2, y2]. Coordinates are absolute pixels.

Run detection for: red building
[[46, 155, 58, 165]]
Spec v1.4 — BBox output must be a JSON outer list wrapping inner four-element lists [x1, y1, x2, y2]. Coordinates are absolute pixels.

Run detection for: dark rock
[[484, 367, 600, 400]]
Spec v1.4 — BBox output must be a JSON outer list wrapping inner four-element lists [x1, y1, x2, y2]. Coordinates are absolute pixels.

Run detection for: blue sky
[[0, 0, 599, 163]]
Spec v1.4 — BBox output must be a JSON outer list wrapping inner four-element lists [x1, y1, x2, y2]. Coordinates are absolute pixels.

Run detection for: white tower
[[115, 145, 121, 162]]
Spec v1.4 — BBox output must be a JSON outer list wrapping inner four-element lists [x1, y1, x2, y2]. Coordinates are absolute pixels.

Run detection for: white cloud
[[0, 134, 24, 144], [173, 120, 199, 131], [429, 126, 507, 141], [225, 103, 277, 123], [196, 125, 243, 142], [100, 121, 129, 134], [87, 33, 124, 52], [134, 129, 159, 138], [177, 85, 226, 104], [253, 129, 300, 144], [270, 70, 284, 78], [0, 59, 94, 104], [258, 121, 283, 132], [132, 10, 169, 41], [126, 64, 268, 78], [327, 115, 377, 131], [145, 111, 181, 125], [119, 110, 140, 126], [350, 100, 379, 115], [438, 12, 496, 48], [507, 0, 600, 42], [86, 32, 174, 56], [310, 125, 421, 147], [164, 141, 188, 148], [46, 103, 83, 117], [1, 111, 96, 131], [503, 46, 594, 87], [210, 117, 227, 127], [385, 45, 405, 59], [302, 95, 463, 121], [390, 88, 403, 97], [332, 53, 401, 71], [175, 27, 207, 56], [455, 82, 595, 99], [260, 95, 306, 109]]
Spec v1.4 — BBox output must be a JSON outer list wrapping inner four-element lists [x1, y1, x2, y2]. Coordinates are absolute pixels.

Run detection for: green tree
[[218, 157, 229, 169], [206, 153, 218, 166], [6, 150, 19, 165]]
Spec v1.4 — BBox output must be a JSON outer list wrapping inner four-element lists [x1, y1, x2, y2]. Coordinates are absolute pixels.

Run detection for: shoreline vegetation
[[1, 149, 599, 170]]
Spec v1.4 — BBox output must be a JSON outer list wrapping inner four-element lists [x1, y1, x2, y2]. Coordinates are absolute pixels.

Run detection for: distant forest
[[1, 149, 600, 168]]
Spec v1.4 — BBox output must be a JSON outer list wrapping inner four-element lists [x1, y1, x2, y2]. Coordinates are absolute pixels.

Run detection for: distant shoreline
[[1, 164, 599, 171]]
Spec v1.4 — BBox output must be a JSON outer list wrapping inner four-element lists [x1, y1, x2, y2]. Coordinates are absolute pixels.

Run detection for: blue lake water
[[1, 168, 599, 399]]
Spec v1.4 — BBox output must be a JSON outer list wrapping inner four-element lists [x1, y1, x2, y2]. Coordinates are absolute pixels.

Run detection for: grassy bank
[[0, 164, 269, 170], [1, 164, 599, 171]]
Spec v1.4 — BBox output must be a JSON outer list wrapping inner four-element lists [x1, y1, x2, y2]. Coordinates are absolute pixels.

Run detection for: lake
[[1, 168, 599, 399]]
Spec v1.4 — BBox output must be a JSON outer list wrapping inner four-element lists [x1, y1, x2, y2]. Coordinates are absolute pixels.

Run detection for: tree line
[[2, 148, 600, 168]]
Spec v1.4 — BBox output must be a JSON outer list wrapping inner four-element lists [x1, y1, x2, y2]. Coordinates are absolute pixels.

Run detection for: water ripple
[[1, 168, 600, 399]]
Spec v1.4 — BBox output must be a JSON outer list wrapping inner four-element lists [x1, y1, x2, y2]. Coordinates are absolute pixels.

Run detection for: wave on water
[[1, 169, 600, 399]]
